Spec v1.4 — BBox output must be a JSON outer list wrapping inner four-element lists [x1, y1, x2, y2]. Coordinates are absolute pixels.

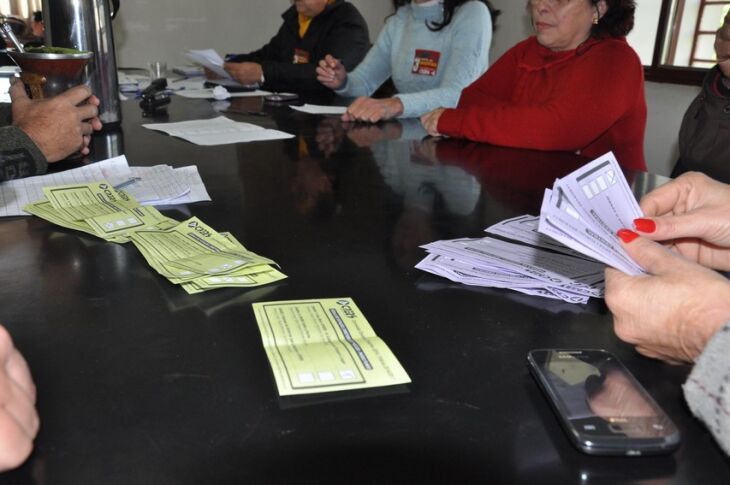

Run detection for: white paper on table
[[290, 104, 348, 115], [142, 116, 294, 145], [0, 156, 131, 217], [174, 89, 271, 99], [108, 164, 197, 204], [168, 79, 207, 91], [163, 166, 211, 205], [415, 251, 591, 303], [484, 214, 588, 259], [0, 155, 212, 217], [421, 238, 603, 296]]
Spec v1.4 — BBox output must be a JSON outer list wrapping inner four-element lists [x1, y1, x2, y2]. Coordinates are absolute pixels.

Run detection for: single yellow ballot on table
[[252, 298, 411, 396]]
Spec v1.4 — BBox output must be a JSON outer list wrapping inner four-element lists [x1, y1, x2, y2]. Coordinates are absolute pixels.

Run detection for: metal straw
[[1, 22, 25, 53]]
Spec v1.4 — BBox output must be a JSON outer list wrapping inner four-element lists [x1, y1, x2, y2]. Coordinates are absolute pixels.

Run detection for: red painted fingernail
[[634, 218, 656, 233], [617, 229, 639, 243]]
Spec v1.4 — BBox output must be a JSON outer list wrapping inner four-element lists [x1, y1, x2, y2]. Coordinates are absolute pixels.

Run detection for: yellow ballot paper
[[252, 298, 411, 396], [43, 181, 138, 220]]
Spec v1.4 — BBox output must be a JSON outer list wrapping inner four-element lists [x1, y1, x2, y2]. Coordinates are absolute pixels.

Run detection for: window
[[628, 0, 730, 84]]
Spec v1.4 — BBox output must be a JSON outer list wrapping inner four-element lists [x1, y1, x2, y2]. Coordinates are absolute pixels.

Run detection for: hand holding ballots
[[417, 152, 647, 304]]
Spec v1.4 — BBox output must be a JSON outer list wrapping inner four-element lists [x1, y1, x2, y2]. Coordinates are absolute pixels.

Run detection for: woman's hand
[[634, 172, 730, 271], [342, 97, 403, 123], [605, 230, 730, 364], [316, 54, 347, 90], [420, 108, 446, 137]]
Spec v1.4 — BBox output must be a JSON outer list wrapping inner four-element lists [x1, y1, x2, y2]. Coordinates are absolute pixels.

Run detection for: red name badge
[[293, 48, 310, 64], [411, 49, 441, 76]]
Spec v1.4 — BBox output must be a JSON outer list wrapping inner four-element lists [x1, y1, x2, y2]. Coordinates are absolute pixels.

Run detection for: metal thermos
[[42, 0, 122, 126]]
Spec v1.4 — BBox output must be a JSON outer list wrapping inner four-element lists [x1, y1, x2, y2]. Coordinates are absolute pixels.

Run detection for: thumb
[[618, 229, 679, 275], [55, 85, 93, 106]]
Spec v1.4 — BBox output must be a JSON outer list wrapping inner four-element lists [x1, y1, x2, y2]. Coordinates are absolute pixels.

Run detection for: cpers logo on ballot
[[98, 183, 130, 203], [336, 299, 357, 319], [187, 220, 213, 238]]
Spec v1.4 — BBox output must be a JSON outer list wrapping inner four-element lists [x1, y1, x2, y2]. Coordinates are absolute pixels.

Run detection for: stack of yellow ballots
[[25, 181, 286, 294], [24, 180, 177, 243]]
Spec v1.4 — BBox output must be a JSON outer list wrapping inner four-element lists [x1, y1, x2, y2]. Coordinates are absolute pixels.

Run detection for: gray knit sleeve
[[0, 125, 48, 182], [0, 103, 12, 125], [683, 323, 730, 456]]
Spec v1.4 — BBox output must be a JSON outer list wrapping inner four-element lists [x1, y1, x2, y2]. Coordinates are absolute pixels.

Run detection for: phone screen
[[529, 349, 680, 454]]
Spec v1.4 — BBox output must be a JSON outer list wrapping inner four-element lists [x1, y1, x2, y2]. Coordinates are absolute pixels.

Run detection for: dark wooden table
[[0, 95, 727, 484]]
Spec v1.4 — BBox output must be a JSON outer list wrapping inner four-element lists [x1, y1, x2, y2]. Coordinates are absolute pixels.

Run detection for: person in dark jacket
[[672, 11, 730, 182], [221, 0, 369, 95], [0, 81, 102, 182]]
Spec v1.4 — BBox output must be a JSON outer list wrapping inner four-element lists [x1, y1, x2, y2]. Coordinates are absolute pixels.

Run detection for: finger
[[90, 117, 103, 132], [617, 231, 679, 275], [638, 177, 687, 217], [5, 350, 34, 403], [56, 85, 93, 106], [633, 212, 726, 243], [0, 408, 34, 472], [1, 377, 39, 439], [88, 95, 101, 107], [80, 122, 94, 136], [76, 104, 99, 121], [603, 267, 635, 314]]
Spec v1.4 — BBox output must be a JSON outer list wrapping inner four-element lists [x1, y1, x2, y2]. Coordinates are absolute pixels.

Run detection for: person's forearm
[[684, 322, 730, 457]]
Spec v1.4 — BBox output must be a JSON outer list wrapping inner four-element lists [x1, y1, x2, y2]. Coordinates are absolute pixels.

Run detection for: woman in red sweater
[[421, 0, 646, 171]]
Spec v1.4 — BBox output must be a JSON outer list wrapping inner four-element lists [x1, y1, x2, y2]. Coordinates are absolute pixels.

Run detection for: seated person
[[219, 0, 369, 96], [1, 80, 102, 182], [0, 324, 38, 471], [605, 172, 730, 456], [672, 11, 730, 182], [421, 0, 647, 172], [317, 0, 499, 122]]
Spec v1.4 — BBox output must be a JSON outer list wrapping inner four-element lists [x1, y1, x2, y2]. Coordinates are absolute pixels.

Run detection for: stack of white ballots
[[0, 155, 210, 218], [416, 152, 645, 304]]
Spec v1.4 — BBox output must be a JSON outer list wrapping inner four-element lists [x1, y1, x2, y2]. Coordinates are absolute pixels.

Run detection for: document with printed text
[[252, 298, 411, 396]]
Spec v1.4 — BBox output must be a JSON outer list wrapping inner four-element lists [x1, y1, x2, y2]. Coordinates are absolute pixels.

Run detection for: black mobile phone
[[527, 349, 680, 456]]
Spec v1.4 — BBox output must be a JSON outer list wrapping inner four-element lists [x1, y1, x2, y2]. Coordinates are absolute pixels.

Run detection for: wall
[[113, 0, 392, 68]]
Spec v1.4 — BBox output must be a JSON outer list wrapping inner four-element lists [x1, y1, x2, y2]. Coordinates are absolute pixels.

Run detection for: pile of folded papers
[[416, 152, 644, 304], [25, 181, 285, 294]]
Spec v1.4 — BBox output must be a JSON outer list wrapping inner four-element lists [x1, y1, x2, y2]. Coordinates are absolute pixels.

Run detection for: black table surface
[[0, 95, 728, 484]]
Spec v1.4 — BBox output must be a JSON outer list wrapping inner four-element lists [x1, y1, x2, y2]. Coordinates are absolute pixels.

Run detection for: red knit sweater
[[436, 36, 647, 171]]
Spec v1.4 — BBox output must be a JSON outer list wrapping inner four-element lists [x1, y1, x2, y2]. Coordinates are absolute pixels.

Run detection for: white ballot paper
[[174, 89, 271, 99], [184, 49, 239, 84], [0, 155, 210, 217], [290, 104, 348, 115], [142, 116, 294, 145], [537, 152, 644, 276], [415, 151, 643, 304]]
